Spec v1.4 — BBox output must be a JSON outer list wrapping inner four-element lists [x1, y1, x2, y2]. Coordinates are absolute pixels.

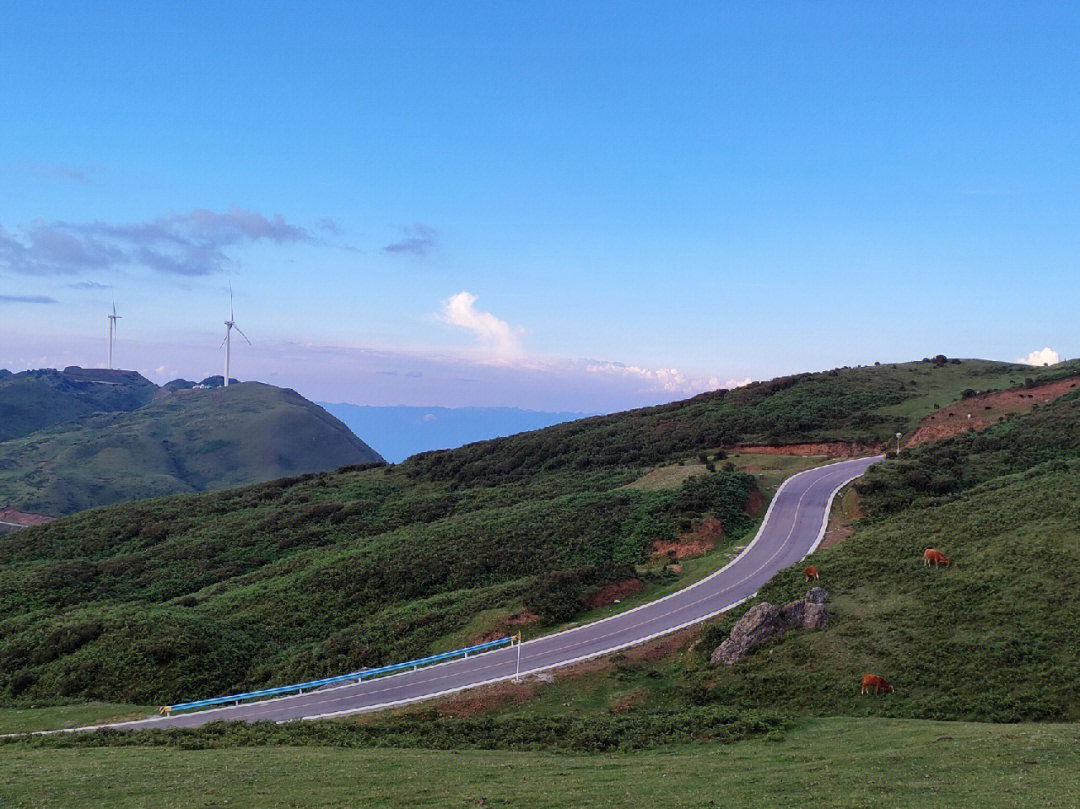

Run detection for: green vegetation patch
[[686, 460, 1080, 722], [2, 718, 1079, 808], [0, 468, 758, 704]]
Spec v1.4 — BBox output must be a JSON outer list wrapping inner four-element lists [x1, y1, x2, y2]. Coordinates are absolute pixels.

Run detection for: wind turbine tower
[[220, 283, 250, 387], [107, 303, 121, 370]]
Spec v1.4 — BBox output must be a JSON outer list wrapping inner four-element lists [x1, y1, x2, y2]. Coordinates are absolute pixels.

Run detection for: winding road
[[90, 455, 881, 730]]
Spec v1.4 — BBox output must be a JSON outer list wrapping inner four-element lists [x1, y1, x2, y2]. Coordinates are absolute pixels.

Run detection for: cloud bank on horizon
[[1017, 347, 1061, 366]]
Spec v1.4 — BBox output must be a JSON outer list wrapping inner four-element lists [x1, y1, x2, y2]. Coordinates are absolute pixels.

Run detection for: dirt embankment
[[0, 507, 54, 526], [728, 442, 884, 457], [433, 681, 537, 718], [907, 376, 1080, 447], [745, 488, 764, 516], [585, 578, 645, 609], [821, 488, 863, 550], [469, 611, 540, 645], [649, 487, 764, 561], [651, 516, 725, 560]]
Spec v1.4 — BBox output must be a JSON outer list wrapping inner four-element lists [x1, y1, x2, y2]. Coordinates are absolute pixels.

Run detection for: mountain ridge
[[0, 368, 382, 517]]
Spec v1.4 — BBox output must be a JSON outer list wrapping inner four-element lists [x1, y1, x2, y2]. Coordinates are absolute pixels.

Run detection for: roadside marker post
[[513, 632, 522, 682]]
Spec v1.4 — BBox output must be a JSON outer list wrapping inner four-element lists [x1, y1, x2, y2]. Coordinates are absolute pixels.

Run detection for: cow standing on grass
[[923, 548, 951, 567], [861, 674, 894, 695], [803, 566, 820, 582]]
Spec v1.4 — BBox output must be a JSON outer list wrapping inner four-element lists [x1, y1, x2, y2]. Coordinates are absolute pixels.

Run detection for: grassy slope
[[0, 382, 382, 515], [3, 718, 1078, 808], [0, 465, 759, 703], [402, 358, 1078, 485], [693, 459, 1080, 721], [0, 368, 157, 442], [1, 358, 1074, 708]]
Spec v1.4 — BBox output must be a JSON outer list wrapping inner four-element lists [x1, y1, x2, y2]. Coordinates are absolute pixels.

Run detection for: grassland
[[3, 718, 1078, 808], [0, 702, 150, 734], [4, 357, 1077, 718]]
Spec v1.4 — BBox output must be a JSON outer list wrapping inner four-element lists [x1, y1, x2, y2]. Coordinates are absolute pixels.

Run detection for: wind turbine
[[106, 302, 121, 370], [220, 283, 250, 387]]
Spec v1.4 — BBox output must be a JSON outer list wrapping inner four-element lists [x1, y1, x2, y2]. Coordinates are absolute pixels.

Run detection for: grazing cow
[[861, 674, 894, 695], [923, 548, 951, 567], [803, 566, 820, 581]]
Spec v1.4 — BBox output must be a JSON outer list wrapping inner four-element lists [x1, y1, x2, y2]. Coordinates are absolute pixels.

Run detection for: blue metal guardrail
[[159, 634, 517, 715]]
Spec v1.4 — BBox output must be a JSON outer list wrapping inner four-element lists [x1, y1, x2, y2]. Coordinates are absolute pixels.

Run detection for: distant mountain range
[[0, 367, 382, 517], [318, 403, 592, 463]]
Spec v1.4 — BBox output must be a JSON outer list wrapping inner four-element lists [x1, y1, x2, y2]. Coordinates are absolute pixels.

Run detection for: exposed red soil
[[820, 489, 864, 550], [651, 516, 725, 560], [585, 578, 645, 609], [554, 657, 614, 680], [468, 611, 540, 645], [821, 523, 853, 550], [435, 681, 536, 718], [667, 563, 683, 573], [469, 630, 511, 645], [728, 442, 884, 457], [506, 610, 540, 626], [0, 507, 54, 526], [907, 376, 1080, 447], [744, 488, 765, 516], [622, 627, 699, 663]]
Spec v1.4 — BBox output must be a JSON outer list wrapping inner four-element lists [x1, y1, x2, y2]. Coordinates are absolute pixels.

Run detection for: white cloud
[[1016, 347, 1060, 366], [584, 361, 746, 397], [439, 291, 525, 361]]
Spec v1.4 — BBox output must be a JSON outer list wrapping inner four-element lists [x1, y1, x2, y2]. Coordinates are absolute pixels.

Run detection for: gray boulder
[[780, 588, 829, 631], [711, 589, 829, 665]]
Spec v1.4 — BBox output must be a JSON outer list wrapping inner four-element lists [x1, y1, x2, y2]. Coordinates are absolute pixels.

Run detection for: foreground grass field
[[0, 702, 150, 734], [3, 718, 1078, 808]]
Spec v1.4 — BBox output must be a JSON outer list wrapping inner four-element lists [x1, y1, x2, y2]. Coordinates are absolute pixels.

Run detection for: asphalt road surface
[[92, 455, 881, 731]]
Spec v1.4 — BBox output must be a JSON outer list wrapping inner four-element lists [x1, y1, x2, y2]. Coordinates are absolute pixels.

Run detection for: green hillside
[[0, 367, 157, 443], [0, 375, 382, 516], [1, 357, 1070, 708], [404, 357, 1078, 483]]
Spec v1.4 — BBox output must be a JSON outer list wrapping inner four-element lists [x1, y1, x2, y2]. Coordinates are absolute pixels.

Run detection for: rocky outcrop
[[710, 588, 829, 665]]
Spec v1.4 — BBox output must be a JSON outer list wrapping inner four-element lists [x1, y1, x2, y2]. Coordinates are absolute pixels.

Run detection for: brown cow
[[861, 674, 894, 695], [923, 548, 951, 567], [803, 566, 820, 581]]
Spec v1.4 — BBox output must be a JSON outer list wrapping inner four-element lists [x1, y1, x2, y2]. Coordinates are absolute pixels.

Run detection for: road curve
[[90, 455, 881, 731]]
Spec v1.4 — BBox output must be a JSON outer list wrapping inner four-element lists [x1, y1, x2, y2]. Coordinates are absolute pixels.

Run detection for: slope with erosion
[[0, 359, 1069, 709], [905, 373, 1080, 447], [0, 380, 382, 516]]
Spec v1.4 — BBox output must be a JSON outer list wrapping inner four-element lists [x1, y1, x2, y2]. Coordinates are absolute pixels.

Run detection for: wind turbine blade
[[219, 331, 229, 349], [229, 281, 234, 320], [233, 325, 252, 345]]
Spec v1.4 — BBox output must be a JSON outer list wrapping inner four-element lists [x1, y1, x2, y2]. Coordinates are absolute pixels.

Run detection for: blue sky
[[2, 1, 1078, 410]]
